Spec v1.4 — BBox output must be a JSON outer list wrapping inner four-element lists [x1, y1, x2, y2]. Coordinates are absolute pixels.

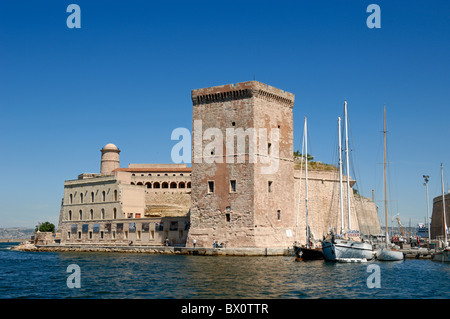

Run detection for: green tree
[[293, 150, 314, 161], [35, 221, 55, 233]]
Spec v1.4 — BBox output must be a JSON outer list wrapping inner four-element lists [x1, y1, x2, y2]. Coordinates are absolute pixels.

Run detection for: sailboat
[[294, 117, 324, 261], [321, 101, 374, 262], [432, 163, 450, 262], [376, 106, 404, 261]]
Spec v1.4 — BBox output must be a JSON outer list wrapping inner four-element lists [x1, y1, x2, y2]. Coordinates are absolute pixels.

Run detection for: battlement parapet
[[191, 81, 295, 107]]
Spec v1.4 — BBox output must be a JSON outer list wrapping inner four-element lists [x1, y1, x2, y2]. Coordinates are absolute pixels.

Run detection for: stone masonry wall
[[294, 169, 380, 244], [188, 81, 296, 248]]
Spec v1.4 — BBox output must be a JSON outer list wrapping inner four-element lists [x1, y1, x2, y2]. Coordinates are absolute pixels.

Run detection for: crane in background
[[396, 217, 406, 237]]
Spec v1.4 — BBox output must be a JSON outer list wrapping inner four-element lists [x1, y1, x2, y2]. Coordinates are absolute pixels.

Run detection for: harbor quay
[[14, 242, 289, 256], [13, 240, 437, 259]]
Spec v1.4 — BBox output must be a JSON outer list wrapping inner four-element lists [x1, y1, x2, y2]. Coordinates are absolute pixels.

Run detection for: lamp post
[[423, 175, 431, 248]]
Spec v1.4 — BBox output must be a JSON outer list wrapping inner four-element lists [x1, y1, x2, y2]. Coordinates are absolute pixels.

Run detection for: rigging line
[[346, 111, 367, 235], [347, 111, 364, 198]]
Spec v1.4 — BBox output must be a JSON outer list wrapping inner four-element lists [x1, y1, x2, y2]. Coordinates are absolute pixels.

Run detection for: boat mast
[[441, 163, 448, 248], [305, 117, 310, 247], [344, 101, 351, 231], [294, 120, 306, 243], [384, 106, 389, 245], [338, 117, 344, 234]]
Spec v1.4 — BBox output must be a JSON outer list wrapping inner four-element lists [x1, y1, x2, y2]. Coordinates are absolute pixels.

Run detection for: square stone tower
[[187, 81, 295, 248]]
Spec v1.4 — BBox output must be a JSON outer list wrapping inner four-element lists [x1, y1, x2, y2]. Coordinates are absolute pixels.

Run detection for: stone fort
[[57, 81, 381, 248]]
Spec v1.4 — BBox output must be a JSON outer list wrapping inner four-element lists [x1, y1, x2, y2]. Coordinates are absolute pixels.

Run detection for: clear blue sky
[[0, 0, 449, 228]]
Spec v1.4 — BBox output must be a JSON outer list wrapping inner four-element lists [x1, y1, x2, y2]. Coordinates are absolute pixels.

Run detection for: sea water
[[0, 242, 448, 299]]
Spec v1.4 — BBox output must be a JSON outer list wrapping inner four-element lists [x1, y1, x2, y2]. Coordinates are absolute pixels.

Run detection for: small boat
[[432, 249, 450, 262], [294, 243, 324, 261], [376, 106, 404, 262], [293, 117, 324, 261], [432, 163, 449, 262], [376, 247, 404, 261], [321, 102, 373, 261]]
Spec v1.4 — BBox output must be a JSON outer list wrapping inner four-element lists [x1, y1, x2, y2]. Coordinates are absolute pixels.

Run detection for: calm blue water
[[0, 242, 448, 299]]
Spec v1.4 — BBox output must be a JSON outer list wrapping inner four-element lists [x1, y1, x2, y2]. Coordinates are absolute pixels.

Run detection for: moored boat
[[294, 117, 324, 261], [432, 249, 450, 262], [376, 247, 404, 261], [376, 106, 404, 262], [294, 245, 324, 261], [322, 236, 374, 261], [321, 102, 373, 261]]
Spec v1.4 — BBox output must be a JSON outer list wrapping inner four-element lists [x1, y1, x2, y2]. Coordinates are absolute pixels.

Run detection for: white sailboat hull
[[432, 249, 450, 262], [376, 247, 404, 261], [322, 239, 374, 261]]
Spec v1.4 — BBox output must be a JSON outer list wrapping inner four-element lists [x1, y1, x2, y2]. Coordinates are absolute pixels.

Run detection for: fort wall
[[431, 193, 450, 240]]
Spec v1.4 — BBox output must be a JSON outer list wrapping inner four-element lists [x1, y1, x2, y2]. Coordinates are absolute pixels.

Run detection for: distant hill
[[0, 227, 34, 240]]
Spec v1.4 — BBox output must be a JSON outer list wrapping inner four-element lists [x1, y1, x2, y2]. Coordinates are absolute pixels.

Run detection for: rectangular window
[[277, 210, 281, 220], [208, 181, 215, 193], [89, 231, 93, 239], [100, 231, 104, 239], [78, 232, 81, 239], [226, 213, 231, 222], [268, 181, 273, 192], [67, 231, 71, 239], [230, 180, 236, 192]]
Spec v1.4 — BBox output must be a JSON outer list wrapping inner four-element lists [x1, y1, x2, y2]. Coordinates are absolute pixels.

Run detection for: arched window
[[114, 190, 118, 201], [68, 210, 72, 221], [102, 191, 106, 202], [90, 209, 93, 220], [170, 182, 177, 189], [91, 192, 94, 202], [131, 182, 135, 185], [137, 182, 143, 186], [154, 182, 160, 189], [179, 182, 185, 188], [187, 182, 191, 188], [101, 208, 105, 219], [162, 182, 169, 189], [113, 208, 117, 219], [145, 182, 152, 189], [69, 194, 73, 204], [80, 193, 84, 204], [79, 210, 83, 220]]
